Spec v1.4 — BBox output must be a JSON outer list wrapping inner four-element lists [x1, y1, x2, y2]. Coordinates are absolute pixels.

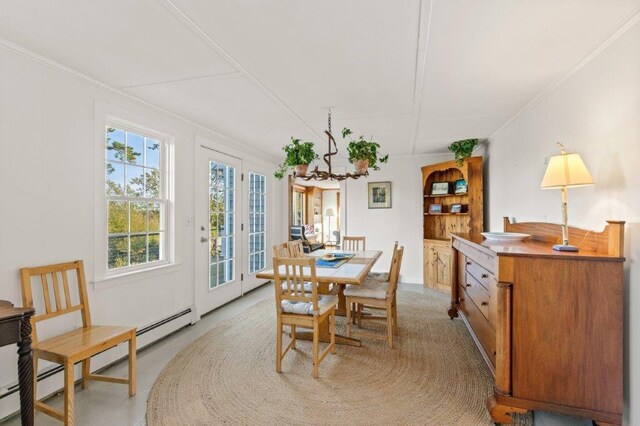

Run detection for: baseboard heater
[[0, 307, 192, 400]]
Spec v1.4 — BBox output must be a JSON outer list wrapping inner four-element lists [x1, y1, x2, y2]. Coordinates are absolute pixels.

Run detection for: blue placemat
[[315, 253, 355, 268]]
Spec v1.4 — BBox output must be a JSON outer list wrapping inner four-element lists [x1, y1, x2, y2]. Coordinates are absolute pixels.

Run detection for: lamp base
[[553, 244, 579, 252]]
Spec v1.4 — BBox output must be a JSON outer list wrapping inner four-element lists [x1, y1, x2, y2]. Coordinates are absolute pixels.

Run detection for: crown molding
[[489, 7, 640, 141], [0, 36, 280, 164]]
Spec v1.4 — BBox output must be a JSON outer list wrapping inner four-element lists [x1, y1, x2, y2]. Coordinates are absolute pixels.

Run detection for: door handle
[[200, 237, 209, 243]]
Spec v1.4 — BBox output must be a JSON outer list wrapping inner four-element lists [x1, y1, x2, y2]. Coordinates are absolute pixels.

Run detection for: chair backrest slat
[[287, 240, 305, 258], [387, 246, 404, 297], [20, 260, 92, 342], [343, 236, 366, 251], [388, 241, 399, 276], [40, 274, 52, 314]]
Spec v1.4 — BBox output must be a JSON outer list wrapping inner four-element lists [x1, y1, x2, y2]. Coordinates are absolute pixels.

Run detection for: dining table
[[256, 248, 382, 347]]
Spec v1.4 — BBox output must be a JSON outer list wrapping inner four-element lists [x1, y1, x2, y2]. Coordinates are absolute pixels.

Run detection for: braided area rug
[[147, 290, 533, 425]]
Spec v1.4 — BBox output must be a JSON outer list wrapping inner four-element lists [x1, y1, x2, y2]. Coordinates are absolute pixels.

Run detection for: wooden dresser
[[449, 218, 625, 425]]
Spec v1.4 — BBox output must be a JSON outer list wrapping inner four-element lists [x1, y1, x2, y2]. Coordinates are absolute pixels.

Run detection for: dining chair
[[287, 240, 305, 258], [20, 260, 136, 425], [342, 236, 366, 251], [273, 257, 337, 378], [274, 242, 290, 259], [345, 246, 404, 348], [367, 241, 398, 282]]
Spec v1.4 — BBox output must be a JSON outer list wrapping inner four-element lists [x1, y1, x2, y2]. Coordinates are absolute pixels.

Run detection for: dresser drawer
[[466, 258, 494, 290], [459, 285, 496, 368], [454, 240, 497, 274], [464, 272, 491, 322]]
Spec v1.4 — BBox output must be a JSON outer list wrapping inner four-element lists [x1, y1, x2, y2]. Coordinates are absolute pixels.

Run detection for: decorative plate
[[321, 254, 336, 261], [480, 232, 530, 242]]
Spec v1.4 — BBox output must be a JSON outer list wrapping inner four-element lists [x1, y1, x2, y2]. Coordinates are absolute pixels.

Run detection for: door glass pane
[[209, 161, 236, 289], [248, 173, 266, 274]]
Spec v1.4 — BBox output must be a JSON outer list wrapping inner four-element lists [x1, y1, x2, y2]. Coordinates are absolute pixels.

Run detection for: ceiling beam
[[157, 0, 325, 142], [408, 0, 434, 155]]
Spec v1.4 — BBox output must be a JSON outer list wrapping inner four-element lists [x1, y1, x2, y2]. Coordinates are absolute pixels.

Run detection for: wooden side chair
[[287, 240, 305, 258], [345, 246, 404, 348], [367, 241, 398, 282], [342, 236, 366, 251], [20, 260, 136, 425], [274, 257, 337, 378], [274, 242, 290, 259]]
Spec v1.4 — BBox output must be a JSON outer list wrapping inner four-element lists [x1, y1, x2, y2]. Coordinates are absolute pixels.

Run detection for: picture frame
[[431, 181, 450, 196], [368, 181, 392, 209], [428, 203, 442, 214], [454, 179, 468, 194], [450, 203, 462, 213]]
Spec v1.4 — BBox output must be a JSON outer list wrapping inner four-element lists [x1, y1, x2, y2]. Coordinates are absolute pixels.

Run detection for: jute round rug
[[147, 289, 533, 425]]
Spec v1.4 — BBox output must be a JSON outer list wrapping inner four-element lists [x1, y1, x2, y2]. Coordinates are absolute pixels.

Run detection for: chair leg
[[63, 361, 74, 426], [291, 324, 296, 349], [81, 358, 90, 390], [276, 316, 283, 373], [330, 312, 336, 354], [345, 298, 352, 337], [128, 333, 137, 397], [351, 302, 357, 325], [312, 320, 319, 379], [33, 358, 38, 402], [357, 303, 363, 327], [386, 303, 394, 348], [392, 297, 398, 334]]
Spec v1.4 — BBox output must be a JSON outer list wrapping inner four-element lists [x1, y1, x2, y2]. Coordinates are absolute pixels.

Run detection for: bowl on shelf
[[481, 232, 530, 242]]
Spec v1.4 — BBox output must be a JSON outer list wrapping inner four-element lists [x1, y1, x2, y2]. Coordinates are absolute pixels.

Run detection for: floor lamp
[[325, 208, 335, 244], [540, 143, 594, 251]]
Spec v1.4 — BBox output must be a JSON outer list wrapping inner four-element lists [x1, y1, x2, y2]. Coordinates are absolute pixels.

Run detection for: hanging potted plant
[[342, 128, 389, 174], [448, 138, 479, 166], [274, 137, 319, 180]]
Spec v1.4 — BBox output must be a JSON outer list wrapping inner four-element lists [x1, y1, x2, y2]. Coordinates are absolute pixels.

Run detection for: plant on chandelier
[[274, 137, 319, 180], [342, 128, 389, 174]]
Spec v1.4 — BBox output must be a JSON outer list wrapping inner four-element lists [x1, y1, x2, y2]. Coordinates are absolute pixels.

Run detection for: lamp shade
[[325, 208, 335, 217], [540, 152, 594, 189]]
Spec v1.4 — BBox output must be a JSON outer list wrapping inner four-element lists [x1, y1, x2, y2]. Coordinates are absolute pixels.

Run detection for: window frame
[[93, 105, 175, 284]]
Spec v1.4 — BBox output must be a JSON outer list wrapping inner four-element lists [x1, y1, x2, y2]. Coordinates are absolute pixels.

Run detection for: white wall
[[486, 21, 640, 424], [0, 43, 279, 417], [342, 154, 450, 284]]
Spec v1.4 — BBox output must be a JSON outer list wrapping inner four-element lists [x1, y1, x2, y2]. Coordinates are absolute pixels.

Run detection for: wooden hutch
[[422, 156, 483, 292]]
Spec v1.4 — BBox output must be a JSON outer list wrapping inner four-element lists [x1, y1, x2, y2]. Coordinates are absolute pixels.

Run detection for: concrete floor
[[1, 283, 588, 425]]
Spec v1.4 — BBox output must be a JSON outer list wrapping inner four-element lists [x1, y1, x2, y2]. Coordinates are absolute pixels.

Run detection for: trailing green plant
[[448, 139, 478, 166], [274, 137, 318, 180], [342, 128, 389, 171]]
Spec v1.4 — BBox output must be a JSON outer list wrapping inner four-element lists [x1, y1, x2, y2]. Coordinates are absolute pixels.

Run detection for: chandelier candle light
[[540, 143, 594, 252]]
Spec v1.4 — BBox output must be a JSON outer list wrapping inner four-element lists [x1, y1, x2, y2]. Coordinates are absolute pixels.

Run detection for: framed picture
[[428, 203, 442, 214], [431, 181, 450, 196], [450, 203, 462, 213], [368, 181, 392, 209], [454, 179, 468, 194]]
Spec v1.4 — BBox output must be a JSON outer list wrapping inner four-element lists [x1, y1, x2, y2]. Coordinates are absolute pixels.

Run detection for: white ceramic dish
[[481, 232, 530, 242]]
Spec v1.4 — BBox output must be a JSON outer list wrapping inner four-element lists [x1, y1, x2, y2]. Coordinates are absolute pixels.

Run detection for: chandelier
[[296, 111, 369, 181]]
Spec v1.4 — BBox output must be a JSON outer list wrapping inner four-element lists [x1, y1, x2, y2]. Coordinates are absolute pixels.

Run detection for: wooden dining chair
[[345, 246, 404, 348], [367, 241, 398, 282], [342, 236, 366, 251], [287, 240, 305, 258], [274, 257, 337, 378], [274, 242, 290, 259], [19, 260, 136, 425]]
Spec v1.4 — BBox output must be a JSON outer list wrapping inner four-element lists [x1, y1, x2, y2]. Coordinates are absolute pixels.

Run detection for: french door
[[195, 147, 271, 317]]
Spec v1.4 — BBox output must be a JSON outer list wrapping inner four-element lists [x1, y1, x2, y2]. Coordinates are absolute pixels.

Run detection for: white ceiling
[[1, 0, 638, 157]]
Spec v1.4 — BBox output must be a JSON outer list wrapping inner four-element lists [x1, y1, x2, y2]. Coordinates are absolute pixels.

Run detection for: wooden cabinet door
[[424, 240, 452, 294]]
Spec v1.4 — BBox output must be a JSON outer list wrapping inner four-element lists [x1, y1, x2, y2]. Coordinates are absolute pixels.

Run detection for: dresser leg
[[592, 422, 620, 426], [486, 395, 527, 424], [447, 303, 458, 319], [18, 313, 34, 426]]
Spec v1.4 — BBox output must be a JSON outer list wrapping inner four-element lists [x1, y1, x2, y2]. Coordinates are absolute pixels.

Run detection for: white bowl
[[481, 232, 530, 242]]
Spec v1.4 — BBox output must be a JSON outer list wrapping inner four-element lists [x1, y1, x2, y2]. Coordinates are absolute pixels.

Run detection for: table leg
[[18, 313, 34, 426]]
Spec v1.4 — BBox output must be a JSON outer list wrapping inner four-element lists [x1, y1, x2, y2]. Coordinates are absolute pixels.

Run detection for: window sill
[[92, 262, 182, 290]]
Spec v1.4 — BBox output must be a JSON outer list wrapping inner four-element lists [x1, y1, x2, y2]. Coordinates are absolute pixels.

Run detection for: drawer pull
[[466, 284, 472, 287], [481, 273, 488, 278], [481, 301, 488, 306], [466, 261, 472, 265]]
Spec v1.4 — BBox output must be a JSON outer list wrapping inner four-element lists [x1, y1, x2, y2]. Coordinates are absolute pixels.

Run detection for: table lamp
[[325, 208, 335, 243], [540, 143, 594, 251]]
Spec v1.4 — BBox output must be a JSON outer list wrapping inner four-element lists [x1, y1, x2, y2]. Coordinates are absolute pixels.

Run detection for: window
[[209, 161, 236, 288], [248, 173, 266, 273], [105, 126, 167, 271]]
